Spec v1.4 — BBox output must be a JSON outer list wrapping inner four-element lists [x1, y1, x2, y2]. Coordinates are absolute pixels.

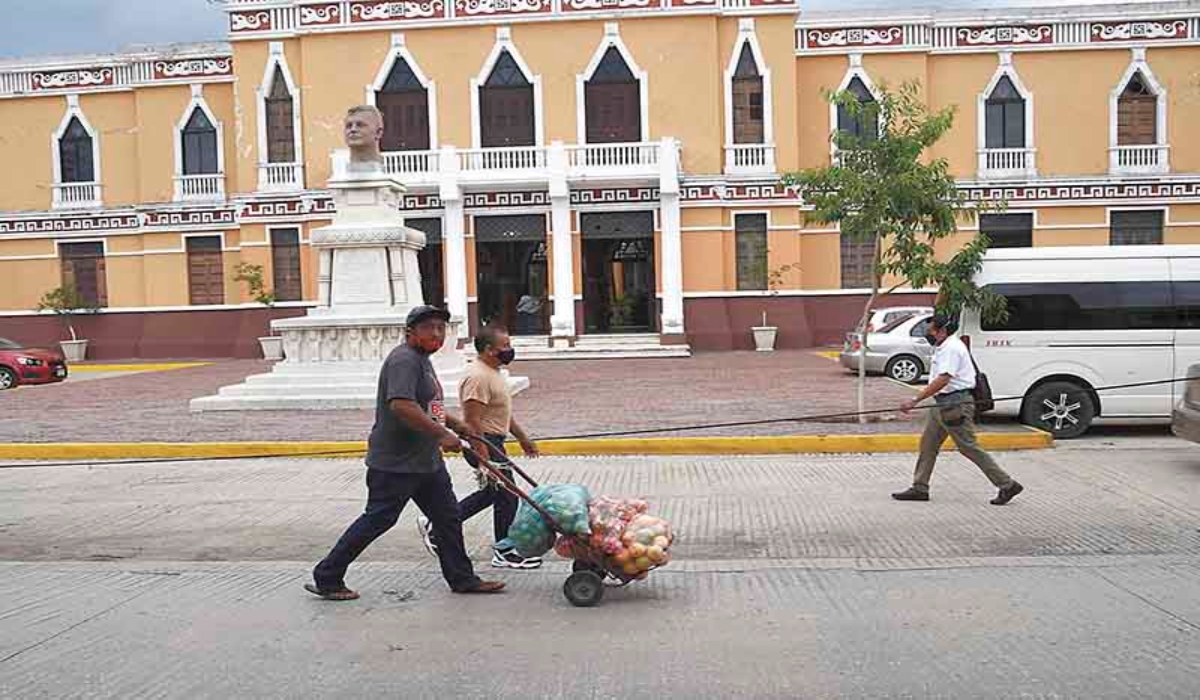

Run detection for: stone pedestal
[[191, 161, 528, 412]]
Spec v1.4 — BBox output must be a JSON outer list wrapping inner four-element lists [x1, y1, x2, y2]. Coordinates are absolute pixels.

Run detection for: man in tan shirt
[[418, 325, 541, 568]]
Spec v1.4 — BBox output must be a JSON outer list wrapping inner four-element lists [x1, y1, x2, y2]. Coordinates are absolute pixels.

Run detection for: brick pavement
[[1, 350, 923, 443]]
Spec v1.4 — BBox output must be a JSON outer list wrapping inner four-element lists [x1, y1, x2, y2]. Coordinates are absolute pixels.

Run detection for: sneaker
[[491, 549, 543, 569], [892, 487, 930, 501], [991, 481, 1024, 506], [416, 516, 438, 557]]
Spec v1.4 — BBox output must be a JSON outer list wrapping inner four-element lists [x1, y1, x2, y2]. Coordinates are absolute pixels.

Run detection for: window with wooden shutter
[[1110, 210, 1163, 245], [59, 117, 95, 183], [270, 228, 303, 302], [480, 51, 534, 148], [980, 213, 1034, 248], [376, 57, 430, 152], [985, 76, 1025, 149], [837, 77, 877, 144], [735, 214, 768, 291], [1117, 73, 1157, 146], [408, 218, 445, 307], [182, 108, 219, 175], [59, 242, 107, 307], [187, 236, 225, 305], [732, 44, 764, 145], [840, 234, 874, 289], [265, 66, 295, 164], [585, 47, 641, 144]]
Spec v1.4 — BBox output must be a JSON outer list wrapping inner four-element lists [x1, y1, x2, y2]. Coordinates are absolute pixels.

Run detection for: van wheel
[[885, 355, 923, 384], [1022, 381, 1096, 439]]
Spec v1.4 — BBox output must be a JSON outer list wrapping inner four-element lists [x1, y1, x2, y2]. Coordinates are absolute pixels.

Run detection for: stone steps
[[507, 334, 691, 360]]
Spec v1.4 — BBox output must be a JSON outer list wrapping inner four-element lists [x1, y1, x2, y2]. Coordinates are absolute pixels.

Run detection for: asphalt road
[[1, 435, 1198, 698]]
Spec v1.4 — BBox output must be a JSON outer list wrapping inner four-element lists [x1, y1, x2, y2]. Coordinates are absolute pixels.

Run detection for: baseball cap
[[405, 305, 452, 328]]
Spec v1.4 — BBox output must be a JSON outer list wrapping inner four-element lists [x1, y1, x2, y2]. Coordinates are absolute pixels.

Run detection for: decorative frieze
[[956, 25, 1053, 47], [1090, 19, 1190, 42], [804, 26, 905, 49], [30, 68, 115, 91], [229, 10, 274, 31], [456, 0, 553, 18], [143, 208, 237, 229], [349, 0, 445, 22], [2, 49, 234, 99], [299, 3, 342, 25], [152, 57, 233, 80]]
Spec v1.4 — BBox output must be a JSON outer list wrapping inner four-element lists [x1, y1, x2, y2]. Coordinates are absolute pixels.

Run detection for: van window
[[1172, 282, 1200, 328], [982, 282, 1173, 331]]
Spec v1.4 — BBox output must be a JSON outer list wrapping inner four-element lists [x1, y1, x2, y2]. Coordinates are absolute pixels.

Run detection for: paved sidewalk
[[1, 438, 1198, 697], [1, 350, 926, 443]]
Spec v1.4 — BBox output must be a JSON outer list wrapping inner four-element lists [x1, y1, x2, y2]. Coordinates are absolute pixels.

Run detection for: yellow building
[[2, 0, 1200, 357]]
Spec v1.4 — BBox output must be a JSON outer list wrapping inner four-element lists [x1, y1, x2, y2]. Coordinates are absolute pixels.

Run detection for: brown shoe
[[892, 487, 930, 501], [453, 580, 506, 594], [991, 481, 1024, 506], [304, 583, 360, 601]]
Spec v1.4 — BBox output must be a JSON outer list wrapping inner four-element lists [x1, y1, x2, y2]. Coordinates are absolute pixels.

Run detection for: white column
[[439, 146, 469, 338], [658, 137, 685, 337], [547, 142, 576, 344]]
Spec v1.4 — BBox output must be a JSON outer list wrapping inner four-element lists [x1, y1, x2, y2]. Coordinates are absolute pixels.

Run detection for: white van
[[960, 245, 1200, 438]]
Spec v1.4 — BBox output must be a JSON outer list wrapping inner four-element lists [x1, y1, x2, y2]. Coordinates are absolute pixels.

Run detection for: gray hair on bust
[[345, 104, 383, 122]]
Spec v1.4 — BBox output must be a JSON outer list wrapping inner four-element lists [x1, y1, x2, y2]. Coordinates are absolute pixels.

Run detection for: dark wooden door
[[480, 86, 534, 147], [377, 90, 430, 151], [270, 228, 302, 302], [187, 236, 225, 305], [732, 78, 764, 144], [585, 82, 640, 143], [1118, 95, 1156, 145]]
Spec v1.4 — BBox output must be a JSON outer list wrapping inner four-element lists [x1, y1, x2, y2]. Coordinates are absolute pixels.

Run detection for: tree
[[36, 286, 99, 342], [234, 262, 276, 307], [783, 81, 1007, 421]]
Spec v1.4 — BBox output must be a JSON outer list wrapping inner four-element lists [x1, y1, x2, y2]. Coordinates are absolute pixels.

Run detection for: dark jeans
[[461, 433, 519, 548], [313, 466, 481, 592]]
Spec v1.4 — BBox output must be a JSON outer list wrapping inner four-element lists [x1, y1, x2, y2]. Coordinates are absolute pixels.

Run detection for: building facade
[[2, 0, 1200, 357]]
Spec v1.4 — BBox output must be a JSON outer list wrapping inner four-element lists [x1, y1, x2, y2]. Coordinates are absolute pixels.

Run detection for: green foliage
[[767, 263, 797, 294], [234, 263, 276, 307], [36, 285, 99, 341], [782, 80, 1007, 325]]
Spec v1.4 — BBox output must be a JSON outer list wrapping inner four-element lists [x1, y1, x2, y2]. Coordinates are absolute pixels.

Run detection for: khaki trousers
[[912, 399, 1012, 492]]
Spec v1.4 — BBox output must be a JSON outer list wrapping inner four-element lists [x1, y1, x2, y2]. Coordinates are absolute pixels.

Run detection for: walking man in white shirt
[[892, 315, 1025, 505]]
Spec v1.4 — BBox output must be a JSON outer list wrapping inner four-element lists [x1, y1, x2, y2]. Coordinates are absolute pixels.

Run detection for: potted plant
[[233, 263, 282, 360], [36, 286, 99, 362], [752, 263, 796, 352]]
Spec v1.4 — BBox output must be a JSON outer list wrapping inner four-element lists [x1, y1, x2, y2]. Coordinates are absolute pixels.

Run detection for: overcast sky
[[0, 0, 1168, 59]]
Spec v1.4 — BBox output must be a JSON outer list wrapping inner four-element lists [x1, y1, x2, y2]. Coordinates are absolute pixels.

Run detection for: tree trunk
[[857, 235, 885, 424]]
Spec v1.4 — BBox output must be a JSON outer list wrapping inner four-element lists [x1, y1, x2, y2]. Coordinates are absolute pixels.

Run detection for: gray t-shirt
[[366, 344, 446, 473]]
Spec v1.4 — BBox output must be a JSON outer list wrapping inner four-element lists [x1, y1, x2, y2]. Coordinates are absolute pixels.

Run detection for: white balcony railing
[[458, 146, 546, 174], [52, 182, 102, 209], [382, 150, 438, 177], [1110, 144, 1170, 176], [977, 148, 1036, 180], [258, 161, 304, 191], [566, 142, 661, 171], [174, 173, 226, 202], [724, 143, 777, 175]]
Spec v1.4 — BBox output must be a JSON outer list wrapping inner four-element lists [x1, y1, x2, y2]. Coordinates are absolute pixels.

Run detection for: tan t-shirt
[[459, 360, 512, 436]]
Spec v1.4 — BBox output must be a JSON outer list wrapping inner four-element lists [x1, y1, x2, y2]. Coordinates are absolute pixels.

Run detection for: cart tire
[[563, 571, 604, 607], [572, 559, 603, 574]]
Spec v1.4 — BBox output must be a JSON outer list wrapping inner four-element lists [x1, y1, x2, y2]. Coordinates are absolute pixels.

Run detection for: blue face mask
[[497, 348, 516, 365]]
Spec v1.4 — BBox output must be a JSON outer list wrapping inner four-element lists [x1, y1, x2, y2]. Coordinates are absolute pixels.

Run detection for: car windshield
[[0, 337, 22, 350]]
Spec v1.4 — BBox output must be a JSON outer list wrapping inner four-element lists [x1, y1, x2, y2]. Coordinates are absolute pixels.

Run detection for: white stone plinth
[[190, 159, 528, 412]]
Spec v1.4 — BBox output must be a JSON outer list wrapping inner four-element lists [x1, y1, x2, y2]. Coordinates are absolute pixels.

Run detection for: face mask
[[496, 348, 516, 365], [415, 336, 444, 354], [925, 333, 939, 346]]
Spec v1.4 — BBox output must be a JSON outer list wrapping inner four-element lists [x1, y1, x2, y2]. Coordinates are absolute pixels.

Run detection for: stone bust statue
[[343, 105, 384, 165]]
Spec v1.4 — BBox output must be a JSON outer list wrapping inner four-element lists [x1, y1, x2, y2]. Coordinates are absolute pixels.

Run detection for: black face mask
[[925, 333, 939, 346], [496, 348, 516, 365]]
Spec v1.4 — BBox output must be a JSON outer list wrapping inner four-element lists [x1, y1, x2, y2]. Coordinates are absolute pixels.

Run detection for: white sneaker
[[416, 516, 438, 557], [491, 549, 543, 569]]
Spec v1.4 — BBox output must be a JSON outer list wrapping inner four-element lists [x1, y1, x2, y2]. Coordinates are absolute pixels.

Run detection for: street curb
[[0, 431, 1052, 461], [71, 362, 211, 372]]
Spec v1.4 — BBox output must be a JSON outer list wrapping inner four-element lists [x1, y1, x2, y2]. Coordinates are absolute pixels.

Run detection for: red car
[[0, 337, 68, 390]]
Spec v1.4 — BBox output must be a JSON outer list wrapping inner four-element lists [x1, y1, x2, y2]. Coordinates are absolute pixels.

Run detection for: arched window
[[59, 117, 95, 183], [376, 56, 429, 151], [985, 76, 1025, 149], [181, 108, 219, 175], [585, 47, 640, 144], [732, 44, 764, 145], [480, 50, 534, 148], [265, 65, 295, 163], [837, 77, 877, 143], [1117, 72, 1156, 146]]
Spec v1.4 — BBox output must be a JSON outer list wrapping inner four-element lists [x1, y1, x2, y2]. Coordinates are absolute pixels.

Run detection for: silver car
[[839, 314, 935, 384], [1171, 363, 1200, 443]]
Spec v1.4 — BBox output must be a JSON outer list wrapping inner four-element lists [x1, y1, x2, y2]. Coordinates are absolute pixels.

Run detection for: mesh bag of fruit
[[496, 483, 591, 558], [555, 496, 675, 581]]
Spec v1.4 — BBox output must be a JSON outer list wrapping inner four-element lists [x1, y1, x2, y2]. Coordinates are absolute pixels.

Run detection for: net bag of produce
[[496, 483, 591, 558], [604, 513, 674, 579]]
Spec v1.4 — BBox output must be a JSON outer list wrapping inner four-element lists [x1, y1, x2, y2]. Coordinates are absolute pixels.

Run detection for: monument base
[[189, 317, 529, 412]]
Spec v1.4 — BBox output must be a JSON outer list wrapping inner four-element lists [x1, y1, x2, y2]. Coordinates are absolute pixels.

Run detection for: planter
[[751, 326, 778, 352], [258, 336, 284, 361], [60, 339, 88, 362]]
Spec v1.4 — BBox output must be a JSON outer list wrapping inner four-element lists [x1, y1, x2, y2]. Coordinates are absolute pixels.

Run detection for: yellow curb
[[815, 350, 841, 360], [0, 431, 1051, 461], [71, 362, 212, 372]]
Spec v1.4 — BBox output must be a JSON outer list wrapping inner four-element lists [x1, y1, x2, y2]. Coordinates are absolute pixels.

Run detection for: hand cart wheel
[[563, 570, 604, 607], [572, 559, 604, 574]]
